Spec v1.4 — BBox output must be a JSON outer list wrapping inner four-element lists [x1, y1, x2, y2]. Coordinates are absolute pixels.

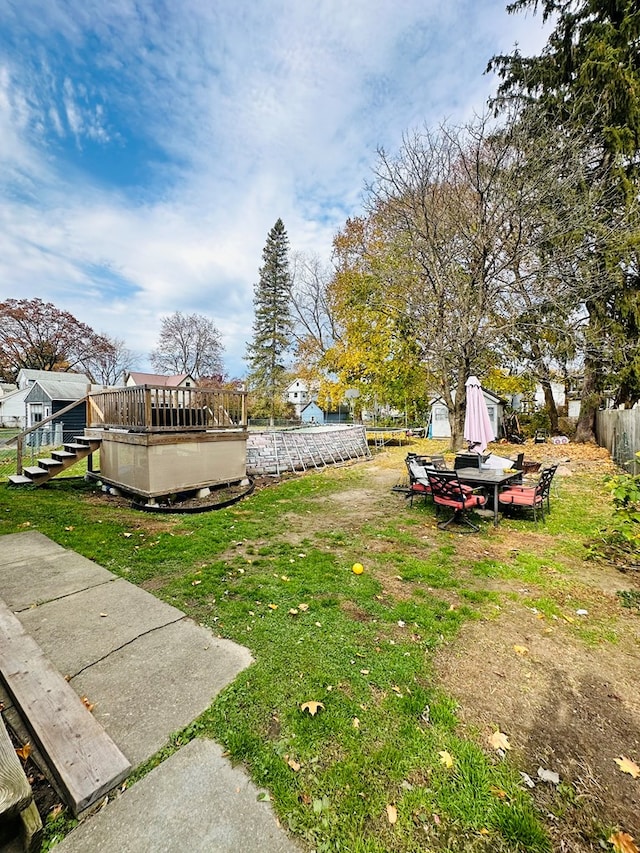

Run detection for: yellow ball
[[352, 563, 364, 575]]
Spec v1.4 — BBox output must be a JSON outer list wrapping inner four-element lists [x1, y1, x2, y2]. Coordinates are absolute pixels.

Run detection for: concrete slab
[[18, 579, 184, 675], [0, 549, 114, 611], [56, 738, 302, 853], [0, 530, 66, 566], [70, 620, 253, 766]]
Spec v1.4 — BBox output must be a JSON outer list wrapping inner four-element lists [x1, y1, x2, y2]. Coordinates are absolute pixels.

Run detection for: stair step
[[8, 475, 33, 486], [0, 601, 131, 815], [64, 443, 91, 452], [74, 436, 101, 446], [23, 466, 49, 478], [52, 450, 77, 461], [37, 458, 63, 469]]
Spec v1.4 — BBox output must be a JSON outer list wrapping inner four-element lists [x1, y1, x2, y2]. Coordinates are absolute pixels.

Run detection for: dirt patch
[[435, 602, 640, 843]]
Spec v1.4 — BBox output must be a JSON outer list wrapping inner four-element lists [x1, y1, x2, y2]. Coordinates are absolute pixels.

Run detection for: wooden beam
[[0, 716, 32, 820], [0, 602, 131, 816]]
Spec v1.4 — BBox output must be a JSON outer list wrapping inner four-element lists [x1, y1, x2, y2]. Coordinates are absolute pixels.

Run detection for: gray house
[[23, 373, 92, 440], [429, 388, 506, 441]]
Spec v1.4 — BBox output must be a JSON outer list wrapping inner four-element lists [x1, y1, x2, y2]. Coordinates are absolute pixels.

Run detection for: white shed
[[429, 388, 505, 441]]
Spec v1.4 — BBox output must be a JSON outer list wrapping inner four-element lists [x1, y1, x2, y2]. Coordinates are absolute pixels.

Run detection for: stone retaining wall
[[246, 425, 370, 476]]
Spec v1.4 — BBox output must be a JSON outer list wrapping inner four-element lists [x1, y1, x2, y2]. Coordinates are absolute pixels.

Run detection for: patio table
[[455, 467, 523, 526]]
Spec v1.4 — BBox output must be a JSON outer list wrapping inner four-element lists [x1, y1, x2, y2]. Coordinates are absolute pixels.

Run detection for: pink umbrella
[[463, 376, 494, 456]]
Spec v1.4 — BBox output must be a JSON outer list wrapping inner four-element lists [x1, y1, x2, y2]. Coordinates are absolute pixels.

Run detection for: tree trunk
[[574, 358, 599, 442], [540, 377, 559, 433]]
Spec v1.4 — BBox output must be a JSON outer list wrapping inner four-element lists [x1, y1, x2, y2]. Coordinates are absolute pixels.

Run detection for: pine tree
[[246, 219, 293, 425]]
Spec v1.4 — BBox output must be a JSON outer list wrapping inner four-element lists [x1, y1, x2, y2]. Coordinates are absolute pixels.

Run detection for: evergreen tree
[[488, 0, 640, 438], [246, 219, 293, 424]]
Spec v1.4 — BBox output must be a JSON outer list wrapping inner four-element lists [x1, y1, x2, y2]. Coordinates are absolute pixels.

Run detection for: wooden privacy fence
[[596, 408, 640, 473], [88, 386, 247, 432]]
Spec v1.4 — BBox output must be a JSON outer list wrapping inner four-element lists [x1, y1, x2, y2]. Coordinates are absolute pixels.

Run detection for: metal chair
[[498, 465, 558, 522], [426, 469, 487, 532]]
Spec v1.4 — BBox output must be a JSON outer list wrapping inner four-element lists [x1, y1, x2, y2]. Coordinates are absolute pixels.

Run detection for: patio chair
[[426, 469, 487, 532], [498, 465, 558, 522], [404, 454, 463, 507], [405, 456, 432, 507]]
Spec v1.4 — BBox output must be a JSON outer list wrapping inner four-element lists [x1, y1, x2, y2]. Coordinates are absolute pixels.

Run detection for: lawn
[[1, 439, 638, 852]]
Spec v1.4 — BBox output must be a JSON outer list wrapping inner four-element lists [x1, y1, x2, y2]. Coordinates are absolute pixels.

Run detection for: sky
[[0, 0, 551, 378]]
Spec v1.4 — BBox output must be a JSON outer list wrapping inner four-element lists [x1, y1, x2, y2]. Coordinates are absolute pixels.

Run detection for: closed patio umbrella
[[463, 376, 494, 456]]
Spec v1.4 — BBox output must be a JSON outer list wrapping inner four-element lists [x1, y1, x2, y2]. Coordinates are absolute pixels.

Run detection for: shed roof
[[25, 377, 94, 403]]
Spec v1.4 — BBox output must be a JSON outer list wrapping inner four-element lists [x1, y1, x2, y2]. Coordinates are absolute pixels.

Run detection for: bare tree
[[290, 252, 339, 376], [150, 312, 224, 379], [83, 336, 136, 386]]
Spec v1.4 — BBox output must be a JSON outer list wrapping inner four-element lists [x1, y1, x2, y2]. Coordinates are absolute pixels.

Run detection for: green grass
[[0, 458, 619, 852]]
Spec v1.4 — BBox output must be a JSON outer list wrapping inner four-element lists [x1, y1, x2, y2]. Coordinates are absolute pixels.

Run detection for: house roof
[[25, 377, 95, 402], [18, 368, 90, 385], [127, 372, 193, 387]]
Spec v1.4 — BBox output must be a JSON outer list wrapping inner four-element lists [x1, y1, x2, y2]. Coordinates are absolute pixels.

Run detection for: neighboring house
[[125, 372, 196, 388], [0, 386, 30, 428], [285, 378, 319, 417], [300, 401, 324, 424], [24, 373, 94, 440], [1, 370, 91, 430], [0, 382, 17, 397], [429, 388, 506, 440]]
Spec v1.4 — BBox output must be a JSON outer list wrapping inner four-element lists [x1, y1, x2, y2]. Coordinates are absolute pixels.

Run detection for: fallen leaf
[[191, 580, 201, 586], [314, 621, 322, 627], [300, 701, 325, 716], [615, 756, 640, 779], [100, 612, 108, 617], [537, 767, 560, 785], [64, 526, 74, 531], [48, 804, 64, 821], [360, 669, 370, 675], [438, 750, 454, 768], [285, 756, 301, 772], [386, 804, 398, 824], [513, 645, 529, 656], [520, 771, 535, 788], [268, 603, 278, 610], [280, 575, 290, 581], [298, 603, 309, 611], [352, 717, 360, 729], [300, 792, 312, 805], [288, 608, 299, 615], [609, 831, 639, 853], [479, 828, 490, 836], [80, 696, 95, 713], [490, 785, 507, 799], [489, 730, 511, 751], [15, 743, 31, 761], [123, 532, 132, 538]]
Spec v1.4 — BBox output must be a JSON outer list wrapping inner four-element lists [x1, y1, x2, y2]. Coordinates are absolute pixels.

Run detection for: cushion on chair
[[434, 494, 486, 510], [498, 489, 541, 506]]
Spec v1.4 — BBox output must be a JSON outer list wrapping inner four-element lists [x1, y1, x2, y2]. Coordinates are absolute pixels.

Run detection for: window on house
[[434, 408, 448, 421], [487, 406, 495, 420]]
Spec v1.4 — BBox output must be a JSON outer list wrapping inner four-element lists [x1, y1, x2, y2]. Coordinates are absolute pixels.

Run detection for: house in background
[[285, 378, 319, 418], [23, 372, 94, 440], [429, 388, 506, 441], [0, 370, 92, 430], [125, 372, 196, 388], [300, 401, 324, 424], [0, 387, 29, 428]]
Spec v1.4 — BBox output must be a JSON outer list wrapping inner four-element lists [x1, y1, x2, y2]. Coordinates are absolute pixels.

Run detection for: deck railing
[[88, 385, 247, 432]]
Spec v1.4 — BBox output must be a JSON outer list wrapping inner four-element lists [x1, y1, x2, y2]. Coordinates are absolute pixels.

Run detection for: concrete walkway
[[0, 531, 301, 852]]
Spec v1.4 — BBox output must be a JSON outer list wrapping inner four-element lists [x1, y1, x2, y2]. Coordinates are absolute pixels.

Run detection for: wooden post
[[144, 386, 152, 432], [16, 435, 23, 476]]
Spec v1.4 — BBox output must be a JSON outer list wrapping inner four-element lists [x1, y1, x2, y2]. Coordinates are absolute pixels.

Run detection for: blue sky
[[0, 0, 550, 378]]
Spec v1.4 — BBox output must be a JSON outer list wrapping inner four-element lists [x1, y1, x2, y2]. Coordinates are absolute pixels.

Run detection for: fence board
[[596, 409, 640, 473]]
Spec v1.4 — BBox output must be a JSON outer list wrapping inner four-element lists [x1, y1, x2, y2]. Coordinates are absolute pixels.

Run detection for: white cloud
[[0, 0, 552, 376]]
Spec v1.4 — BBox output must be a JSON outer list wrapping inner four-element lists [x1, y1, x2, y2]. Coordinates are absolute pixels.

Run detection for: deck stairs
[[8, 435, 101, 487]]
